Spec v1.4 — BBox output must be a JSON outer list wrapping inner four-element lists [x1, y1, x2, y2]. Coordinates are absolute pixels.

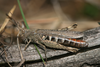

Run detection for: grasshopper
[[7, 14, 88, 62]]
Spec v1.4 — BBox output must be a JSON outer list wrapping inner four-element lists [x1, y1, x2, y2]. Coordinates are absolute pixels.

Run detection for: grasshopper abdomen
[[42, 35, 88, 48]]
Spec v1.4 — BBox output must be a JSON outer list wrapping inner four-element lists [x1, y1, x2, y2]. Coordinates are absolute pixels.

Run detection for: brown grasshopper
[[7, 14, 88, 62]]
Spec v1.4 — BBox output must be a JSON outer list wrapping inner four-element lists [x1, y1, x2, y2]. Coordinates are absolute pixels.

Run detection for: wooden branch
[[83, 26, 100, 47], [0, 26, 100, 67]]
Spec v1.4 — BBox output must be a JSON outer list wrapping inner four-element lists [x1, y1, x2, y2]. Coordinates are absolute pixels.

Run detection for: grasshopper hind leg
[[42, 40, 79, 53]]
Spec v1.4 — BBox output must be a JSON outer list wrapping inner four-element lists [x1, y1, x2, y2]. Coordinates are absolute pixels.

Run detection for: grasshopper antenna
[[6, 13, 18, 27], [6, 14, 26, 30]]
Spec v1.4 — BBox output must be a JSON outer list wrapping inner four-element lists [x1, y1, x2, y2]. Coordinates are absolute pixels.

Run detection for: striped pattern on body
[[42, 35, 88, 48]]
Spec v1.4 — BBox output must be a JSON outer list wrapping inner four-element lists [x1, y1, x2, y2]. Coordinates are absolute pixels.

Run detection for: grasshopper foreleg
[[16, 30, 25, 67]]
